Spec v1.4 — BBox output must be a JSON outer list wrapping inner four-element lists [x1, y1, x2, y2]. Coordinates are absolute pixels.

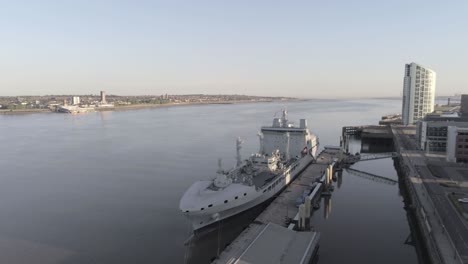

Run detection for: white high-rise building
[[402, 62, 436, 125], [71, 96, 80, 105]]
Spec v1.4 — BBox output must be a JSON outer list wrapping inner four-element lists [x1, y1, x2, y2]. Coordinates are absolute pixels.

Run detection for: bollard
[[325, 168, 328, 185], [305, 197, 311, 230], [299, 204, 305, 230], [304, 197, 311, 217]]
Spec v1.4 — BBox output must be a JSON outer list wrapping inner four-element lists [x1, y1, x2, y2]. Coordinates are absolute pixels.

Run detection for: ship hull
[[185, 154, 315, 231]]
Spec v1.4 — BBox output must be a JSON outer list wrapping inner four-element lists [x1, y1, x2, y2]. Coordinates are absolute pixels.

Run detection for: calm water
[[0, 99, 418, 263]]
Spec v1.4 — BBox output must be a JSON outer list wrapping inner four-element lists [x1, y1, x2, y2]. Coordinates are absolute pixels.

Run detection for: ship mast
[[257, 132, 264, 154], [281, 109, 288, 127], [217, 158, 223, 174], [236, 137, 243, 167], [284, 132, 290, 161]]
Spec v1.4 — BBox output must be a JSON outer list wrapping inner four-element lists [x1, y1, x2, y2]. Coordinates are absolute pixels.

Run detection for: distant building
[[100, 91, 107, 104], [460, 94, 468, 116], [71, 96, 80, 105], [446, 126, 468, 163], [402, 62, 436, 125]]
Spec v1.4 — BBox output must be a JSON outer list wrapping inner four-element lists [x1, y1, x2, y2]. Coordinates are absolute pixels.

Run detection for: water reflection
[[337, 170, 343, 189], [323, 196, 332, 220]]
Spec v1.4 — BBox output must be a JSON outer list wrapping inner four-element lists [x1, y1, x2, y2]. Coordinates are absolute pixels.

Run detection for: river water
[[0, 99, 420, 263]]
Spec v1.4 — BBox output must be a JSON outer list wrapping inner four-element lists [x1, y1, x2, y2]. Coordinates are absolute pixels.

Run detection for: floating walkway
[[359, 152, 398, 161]]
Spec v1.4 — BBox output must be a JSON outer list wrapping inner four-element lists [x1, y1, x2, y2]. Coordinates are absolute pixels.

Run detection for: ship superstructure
[[179, 110, 319, 231]]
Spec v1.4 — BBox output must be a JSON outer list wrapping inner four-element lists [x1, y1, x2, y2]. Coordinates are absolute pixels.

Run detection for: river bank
[[0, 99, 300, 115]]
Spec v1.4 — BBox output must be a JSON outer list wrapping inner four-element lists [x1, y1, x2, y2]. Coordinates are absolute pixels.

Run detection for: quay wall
[[391, 126, 443, 264]]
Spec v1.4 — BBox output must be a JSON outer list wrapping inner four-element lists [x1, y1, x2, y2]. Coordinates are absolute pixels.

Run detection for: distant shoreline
[[0, 109, 53, 115], [0, 99, 301, 116]]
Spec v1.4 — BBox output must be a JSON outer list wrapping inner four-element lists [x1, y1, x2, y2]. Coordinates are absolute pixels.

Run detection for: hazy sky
[[1, 1, 467, 98]]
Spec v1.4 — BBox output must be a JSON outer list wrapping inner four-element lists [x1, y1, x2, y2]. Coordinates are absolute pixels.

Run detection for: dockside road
[[392, 125, 467, 264], [213, 148, 339, 264]]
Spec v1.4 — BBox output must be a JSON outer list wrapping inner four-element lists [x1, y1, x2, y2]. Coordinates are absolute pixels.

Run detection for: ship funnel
[[236, 137, 243, 167], [300, 119, 307, 128]]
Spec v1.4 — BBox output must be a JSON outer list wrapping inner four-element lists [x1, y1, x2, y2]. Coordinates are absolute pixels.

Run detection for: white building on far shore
[[71, 96, 80, 105]]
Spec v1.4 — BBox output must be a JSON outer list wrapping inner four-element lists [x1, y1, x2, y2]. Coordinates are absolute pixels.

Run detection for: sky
[[1, 0, 467, 98]]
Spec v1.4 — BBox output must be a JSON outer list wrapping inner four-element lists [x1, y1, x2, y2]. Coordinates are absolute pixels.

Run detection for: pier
[[213, 148, 340, 264]]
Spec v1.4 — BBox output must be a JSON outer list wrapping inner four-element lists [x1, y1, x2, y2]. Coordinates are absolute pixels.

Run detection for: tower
[[402, 63, 436, 125], [100, 91, 106, 104]]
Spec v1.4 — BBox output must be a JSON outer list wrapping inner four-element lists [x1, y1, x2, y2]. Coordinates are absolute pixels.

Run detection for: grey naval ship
[[179, 110, 319, 231]]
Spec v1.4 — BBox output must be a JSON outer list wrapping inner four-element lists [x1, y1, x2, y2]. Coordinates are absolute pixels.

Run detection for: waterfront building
[[416, 114, 468, 153], [446, 126, 468, 163], [460, 94, 468, 116], [401, 62, 436, 125]]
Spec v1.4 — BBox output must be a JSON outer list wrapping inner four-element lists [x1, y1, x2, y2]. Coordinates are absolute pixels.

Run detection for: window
[[201, 208, 204, 211], [235, 196, 238, 199], [208, 204, 213, 208], [244, 193, 247, 196]]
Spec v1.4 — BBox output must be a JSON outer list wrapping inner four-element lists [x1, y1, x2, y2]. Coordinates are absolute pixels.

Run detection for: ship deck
[[252, 170, 277, 188]]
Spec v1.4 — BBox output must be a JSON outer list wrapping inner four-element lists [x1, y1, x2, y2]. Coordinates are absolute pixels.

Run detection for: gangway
[[345, 168, 398, 185], [358, 152, 398, 162]]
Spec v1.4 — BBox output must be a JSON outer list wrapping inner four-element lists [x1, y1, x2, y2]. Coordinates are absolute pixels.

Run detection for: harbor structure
[[402, 62, 436, 125], [96, 90, 114, 108]]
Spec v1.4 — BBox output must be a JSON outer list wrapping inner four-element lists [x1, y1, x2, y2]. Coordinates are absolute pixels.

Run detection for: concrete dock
[[392, 125, 468, 264], [213, 148, 340, 264]]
